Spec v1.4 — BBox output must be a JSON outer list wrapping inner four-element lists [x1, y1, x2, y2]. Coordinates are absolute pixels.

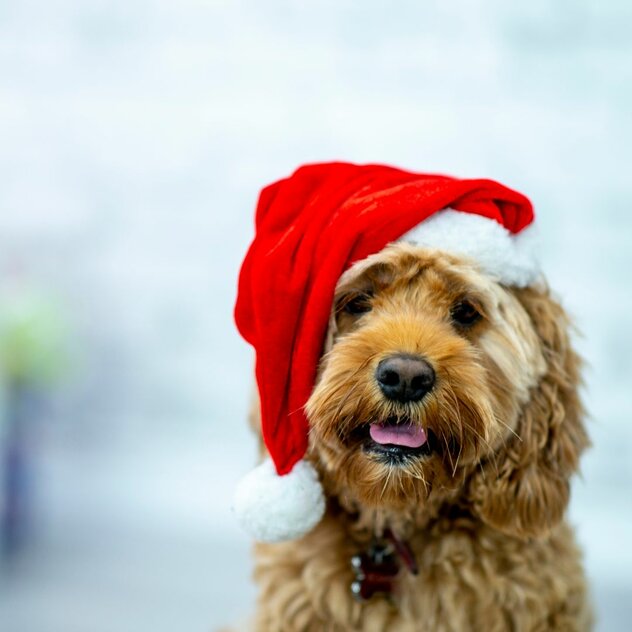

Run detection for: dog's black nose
[[376, 354, 435, 403]]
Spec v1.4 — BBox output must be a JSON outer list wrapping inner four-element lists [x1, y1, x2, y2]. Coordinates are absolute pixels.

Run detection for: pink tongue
[[369, 423, 427, 448]]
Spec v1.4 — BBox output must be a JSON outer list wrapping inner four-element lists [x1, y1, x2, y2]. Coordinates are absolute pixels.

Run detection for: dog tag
[[350, 543, 399, 601]]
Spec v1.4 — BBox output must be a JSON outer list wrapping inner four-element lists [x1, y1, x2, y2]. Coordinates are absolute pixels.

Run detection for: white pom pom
[[401, 209, 540, 287], [233, 458, 326, 543]]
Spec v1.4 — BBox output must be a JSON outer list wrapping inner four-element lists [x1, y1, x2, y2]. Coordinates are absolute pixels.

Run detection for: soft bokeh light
[[0, 1, 630, 630]]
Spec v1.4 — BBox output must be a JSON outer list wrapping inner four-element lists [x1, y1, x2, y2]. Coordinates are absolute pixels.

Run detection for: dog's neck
[[330, 491, 477, 602], [329, 486, 468, 545]]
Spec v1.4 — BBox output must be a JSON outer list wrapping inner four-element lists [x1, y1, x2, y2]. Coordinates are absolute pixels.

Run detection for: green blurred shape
[[0, 291, 70, 386]]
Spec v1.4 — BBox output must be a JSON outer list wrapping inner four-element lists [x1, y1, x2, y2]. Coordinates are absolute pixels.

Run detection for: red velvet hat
[[233, 162, 538, 542]]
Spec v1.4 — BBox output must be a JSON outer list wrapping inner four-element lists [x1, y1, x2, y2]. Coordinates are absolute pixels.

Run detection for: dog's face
[[306, 243, 587, 535]]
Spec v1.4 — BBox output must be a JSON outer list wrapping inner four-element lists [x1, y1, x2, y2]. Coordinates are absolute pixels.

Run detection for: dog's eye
[[344, 293, 372, 316], [451, 300, 481, 327]]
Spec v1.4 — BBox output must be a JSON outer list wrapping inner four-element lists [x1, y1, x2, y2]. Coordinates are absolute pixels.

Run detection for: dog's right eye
[[450, 300, 481, 327], [343, 293, 373, 316]]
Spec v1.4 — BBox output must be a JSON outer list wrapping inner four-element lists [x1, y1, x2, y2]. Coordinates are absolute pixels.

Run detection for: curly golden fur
[[246, 244, 591, 631]]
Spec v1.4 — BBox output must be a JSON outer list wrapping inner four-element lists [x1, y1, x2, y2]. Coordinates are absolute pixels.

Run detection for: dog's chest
[[254, 518, 583, 631]]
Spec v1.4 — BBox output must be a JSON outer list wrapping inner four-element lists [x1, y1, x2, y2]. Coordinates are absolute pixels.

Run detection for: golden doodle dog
[[233, 164, 591, 631]]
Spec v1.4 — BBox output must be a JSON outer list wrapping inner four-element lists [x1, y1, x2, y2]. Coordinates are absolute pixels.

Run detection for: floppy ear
[[469, 284, 590, 539]]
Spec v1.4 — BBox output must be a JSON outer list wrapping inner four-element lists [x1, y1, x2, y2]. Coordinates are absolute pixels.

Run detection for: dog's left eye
[[451, 300, 481, 327], [344, 293, 373, 315]]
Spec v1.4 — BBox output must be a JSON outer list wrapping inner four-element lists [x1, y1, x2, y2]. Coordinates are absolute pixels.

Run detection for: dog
[[245, 242, 591, 631]]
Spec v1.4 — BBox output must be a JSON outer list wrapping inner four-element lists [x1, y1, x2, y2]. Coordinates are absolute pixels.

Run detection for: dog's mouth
[[369, 420, 427, 448], [354, 416, 434, 464]]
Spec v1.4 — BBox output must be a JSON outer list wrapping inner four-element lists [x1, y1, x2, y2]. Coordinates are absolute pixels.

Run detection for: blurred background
[[0, 1, 630, 630]]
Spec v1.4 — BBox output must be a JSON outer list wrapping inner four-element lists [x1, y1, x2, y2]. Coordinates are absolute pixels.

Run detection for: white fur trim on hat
[[400, 209, 540, 287], [233, 458, 326, 543]]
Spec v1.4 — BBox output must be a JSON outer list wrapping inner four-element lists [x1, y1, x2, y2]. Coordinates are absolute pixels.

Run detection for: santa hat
[[233, 162, 538, 543]]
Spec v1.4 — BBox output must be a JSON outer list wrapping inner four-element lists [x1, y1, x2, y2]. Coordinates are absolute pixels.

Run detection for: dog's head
[[306, 243, 588, 538]]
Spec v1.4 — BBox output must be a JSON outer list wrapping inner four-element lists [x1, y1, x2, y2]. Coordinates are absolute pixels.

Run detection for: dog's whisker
[[379, 464, 395, 501], [452, 437, 464, 477], [439, 380, 467, 476], [305, 355, 377, 423], [494, 415, 523, 442], [329, 358, 377, 425]]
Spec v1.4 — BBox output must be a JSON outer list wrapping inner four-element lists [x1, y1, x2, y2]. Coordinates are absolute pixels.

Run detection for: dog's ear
[[469, 285, 590, 539]]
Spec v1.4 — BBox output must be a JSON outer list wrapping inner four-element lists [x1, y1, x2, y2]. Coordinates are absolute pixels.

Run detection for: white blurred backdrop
[[0, 1, 630, 630]]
